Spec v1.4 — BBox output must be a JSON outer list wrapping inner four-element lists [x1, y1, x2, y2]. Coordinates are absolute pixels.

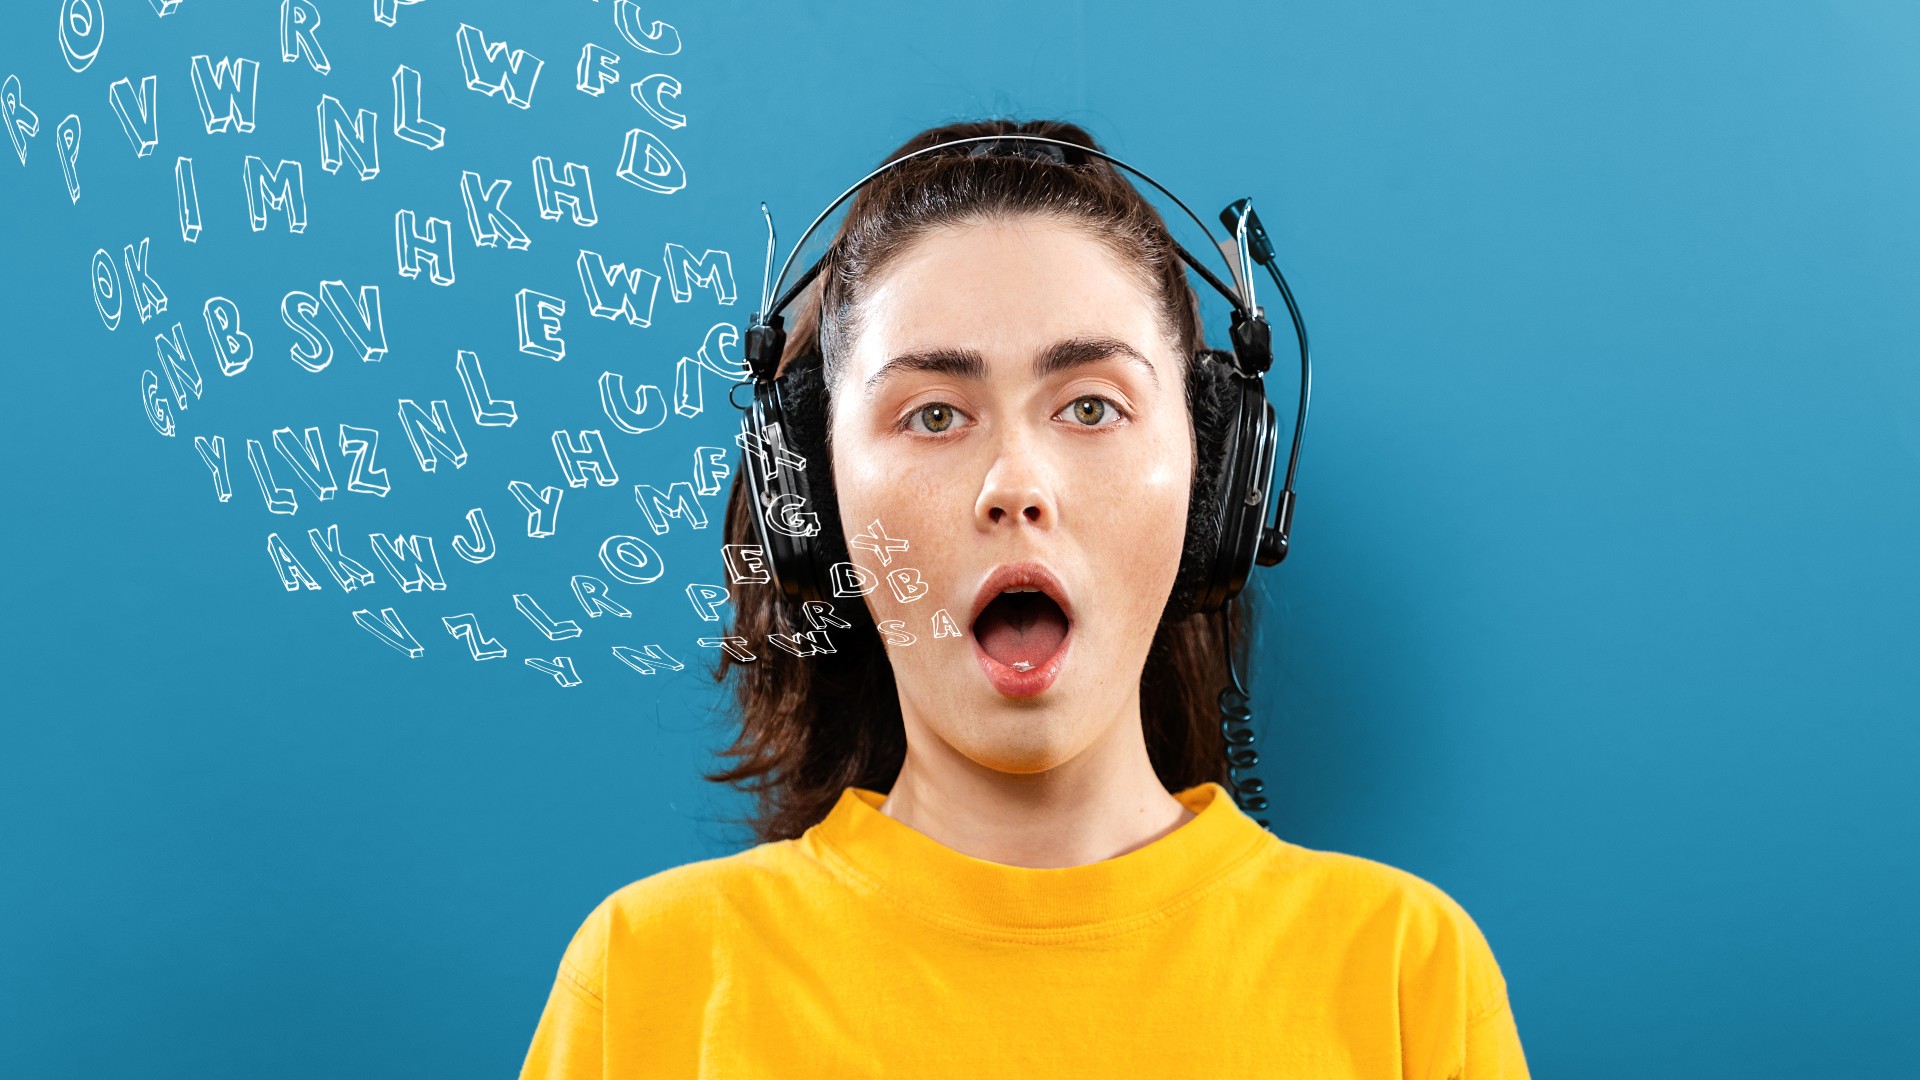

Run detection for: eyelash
[[896, 395, 1131, 437]]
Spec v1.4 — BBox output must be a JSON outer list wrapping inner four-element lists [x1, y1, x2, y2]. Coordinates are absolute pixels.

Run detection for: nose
[[974, 426, 1056, 531]]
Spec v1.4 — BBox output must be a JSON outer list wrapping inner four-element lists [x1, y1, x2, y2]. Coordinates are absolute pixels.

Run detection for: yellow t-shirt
[[519, 780, 1528, 1078]]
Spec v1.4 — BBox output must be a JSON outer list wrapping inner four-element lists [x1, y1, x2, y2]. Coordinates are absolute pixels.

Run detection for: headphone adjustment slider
[[744, 314, 787, 382], [1229, 307, 1273, 376]]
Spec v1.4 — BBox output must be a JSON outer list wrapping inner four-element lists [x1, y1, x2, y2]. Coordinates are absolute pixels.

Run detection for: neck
[[877, 689, 1196, 869]]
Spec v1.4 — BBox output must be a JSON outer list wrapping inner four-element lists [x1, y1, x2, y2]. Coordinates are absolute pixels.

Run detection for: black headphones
[[733, 133, 1312, 828]]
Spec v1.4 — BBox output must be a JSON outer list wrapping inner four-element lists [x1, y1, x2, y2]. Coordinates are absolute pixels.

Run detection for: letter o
[[59, 0, 105, 74], [599, 534, 664, 584], [91, 248, 121, 330]]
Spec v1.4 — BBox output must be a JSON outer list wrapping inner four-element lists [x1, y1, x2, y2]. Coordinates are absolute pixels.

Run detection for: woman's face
[[827, 214, 1194, 776]]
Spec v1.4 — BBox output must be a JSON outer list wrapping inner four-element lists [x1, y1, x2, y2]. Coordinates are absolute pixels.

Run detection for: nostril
[[1023, 505, 1041, 523]]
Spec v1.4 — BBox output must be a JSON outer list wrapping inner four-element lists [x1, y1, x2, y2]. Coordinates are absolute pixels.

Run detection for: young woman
[[519, 118, 1529, 1078]]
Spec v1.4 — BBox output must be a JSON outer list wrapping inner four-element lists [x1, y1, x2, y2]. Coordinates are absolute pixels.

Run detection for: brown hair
[[702, 117, 1255, 844]]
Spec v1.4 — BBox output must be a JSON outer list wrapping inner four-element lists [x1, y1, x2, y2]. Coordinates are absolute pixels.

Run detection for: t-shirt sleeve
[[1449, 897, 1529, 1080], [1462, 992, 1529, 1080], [518, 897, 613, 1080], [1389, 867, 1531, 1080]]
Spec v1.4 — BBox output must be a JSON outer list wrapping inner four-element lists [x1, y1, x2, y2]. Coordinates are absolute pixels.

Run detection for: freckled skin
[[828, 215, 1194, 809]]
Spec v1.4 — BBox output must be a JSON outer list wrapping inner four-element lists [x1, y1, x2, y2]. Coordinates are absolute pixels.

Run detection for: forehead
[[842, 216, 1168, 376]]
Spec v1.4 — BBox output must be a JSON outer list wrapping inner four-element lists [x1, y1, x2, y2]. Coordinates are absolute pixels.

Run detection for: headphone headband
[[756, 129, 1267, 328]]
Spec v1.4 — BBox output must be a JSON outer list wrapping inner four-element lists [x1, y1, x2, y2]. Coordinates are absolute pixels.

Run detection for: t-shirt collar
[[802, 780, 1275, 938]]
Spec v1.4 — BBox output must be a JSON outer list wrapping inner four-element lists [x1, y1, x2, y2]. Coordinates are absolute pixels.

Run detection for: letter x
[[846, 519, 908, 567]]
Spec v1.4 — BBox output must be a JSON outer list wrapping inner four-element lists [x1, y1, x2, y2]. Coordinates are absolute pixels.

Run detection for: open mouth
[[972, 588, 1070, 671], [967, 563, 1074, 697]]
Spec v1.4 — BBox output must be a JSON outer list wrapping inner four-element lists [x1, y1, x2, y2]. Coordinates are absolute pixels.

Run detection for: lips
[[968, 562, 1074, 698]]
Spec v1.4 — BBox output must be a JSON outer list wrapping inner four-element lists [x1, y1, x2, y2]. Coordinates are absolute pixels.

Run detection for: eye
[[901, 401, 969, 436], [1057, 395, 1126, 429]]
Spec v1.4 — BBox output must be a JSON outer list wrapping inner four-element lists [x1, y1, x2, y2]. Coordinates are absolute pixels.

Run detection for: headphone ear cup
[[768, 354, 857, 611], [1167, 350, 1244, 620]]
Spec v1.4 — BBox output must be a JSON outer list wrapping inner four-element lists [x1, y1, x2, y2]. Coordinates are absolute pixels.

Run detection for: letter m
[[663, 244, 737, 305], [244, 156, 308, 233], [634, 481, 708, 535]]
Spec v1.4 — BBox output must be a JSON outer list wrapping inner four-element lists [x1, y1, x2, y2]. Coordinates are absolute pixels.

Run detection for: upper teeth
[[1004, 586, 1040, 593]]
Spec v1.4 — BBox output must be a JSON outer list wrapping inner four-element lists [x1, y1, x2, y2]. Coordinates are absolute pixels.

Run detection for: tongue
[[973, 592, 1069, 668]]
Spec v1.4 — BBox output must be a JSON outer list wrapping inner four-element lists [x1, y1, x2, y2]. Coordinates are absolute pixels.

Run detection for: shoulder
[[1256, 840, 1512, 1020], [550, 838, 811, 998], [1266, 841, 1484, 932]]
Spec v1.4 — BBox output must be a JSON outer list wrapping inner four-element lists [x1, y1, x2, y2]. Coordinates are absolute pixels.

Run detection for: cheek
[[829, 441, 969, 620], [1077, 434, 1192, 607]]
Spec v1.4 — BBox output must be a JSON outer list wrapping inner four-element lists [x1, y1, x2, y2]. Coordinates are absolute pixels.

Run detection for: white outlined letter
[[613, 1, 683, 55], [630, 74, 685, 130], [273, 425, 337, 501], [572, 575, 630, 619], [722, 544, 768, 585], [308, 523, 376, 590], [456, 24, 542, 108], [280, 290, 332, 372], [244, 156, 309, 233], [316, 94, 379, 179], [59, 2, 106, 74], [697, 637, 754, 663], [107, 75, 157, 158], [175, 157, 201, 241], [633, 481, 706, 534], [531, 157, 596, 226], [576, 249, 659, 326], [374, 0, 424, 27], [684, 583, 729, 622], [616, 127, 684, 194], [663, 244, 734, 304], [153, 322, 203, 412], [267, 533, 322, 591], [280, 0, 331, 75], [459, 171, 528, 250], [354, 608, 423, 657], [2, 75, 39, 164], [189, 55, 258, 134], [194, 434, 233, 501], [397, 399, 468, 471], [599, 372, 666, 434], [55, 115, 81, 201], [451, 508, 495, 563], [203, 296, 252, 375], [91, 249, 121, 329], [338, 425, 391, 496], [551, 429, 617, 487], [515, 593, 581, 641], [455, 349, 516, 426], [121, 237, 168, 325], [443, 613, 507, 660], [515, 289, 565, 360], [507, 480, 562, 537], [598, 534, 662, 584], [394, 210, 454, 284], [369, 533, 445, 592], [391, 65, 444, 149], [318, 281, 387, 362], [577, 44, 620, 96]]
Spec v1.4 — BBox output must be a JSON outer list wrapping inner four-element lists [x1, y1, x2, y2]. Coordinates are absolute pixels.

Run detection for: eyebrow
[[863, 335, 1161, 399]]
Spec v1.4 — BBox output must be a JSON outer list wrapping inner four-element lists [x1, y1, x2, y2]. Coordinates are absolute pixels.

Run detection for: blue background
[[3, 1, 1914, 1075]]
